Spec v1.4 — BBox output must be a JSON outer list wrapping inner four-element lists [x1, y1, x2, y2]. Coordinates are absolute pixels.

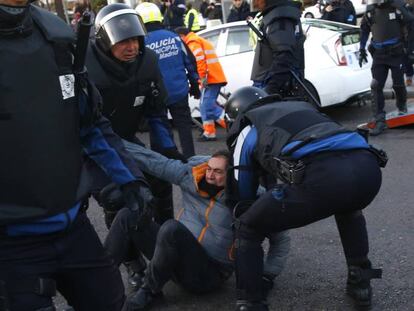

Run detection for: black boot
[[125, 256, 147, 291], [346, 263, 382, 309], [124, 285, 163, 310], [235, 300, 269, 311]]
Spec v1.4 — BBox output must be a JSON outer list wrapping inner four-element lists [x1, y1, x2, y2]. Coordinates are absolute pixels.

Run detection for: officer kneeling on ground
[[320, 0, 356, 25], [0, 0, 151, 310], [104, 143, 291, 310], [225, 87, 386, 311]]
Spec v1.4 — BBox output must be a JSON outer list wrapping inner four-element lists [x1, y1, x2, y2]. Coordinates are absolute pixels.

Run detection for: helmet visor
[[101, 12, 147, 47]]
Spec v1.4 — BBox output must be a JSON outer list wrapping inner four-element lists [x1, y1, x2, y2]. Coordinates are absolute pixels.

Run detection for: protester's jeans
[[0, 212, 124, 311], [105, 210, 228, 294]]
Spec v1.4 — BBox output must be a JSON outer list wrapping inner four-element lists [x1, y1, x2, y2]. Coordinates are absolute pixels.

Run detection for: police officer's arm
[[265, 19, 297, 93], [79, 100, 146, 186], [360, 15, 371, 50], [187, 39, 206, 83], [181, 40, 200, 83]]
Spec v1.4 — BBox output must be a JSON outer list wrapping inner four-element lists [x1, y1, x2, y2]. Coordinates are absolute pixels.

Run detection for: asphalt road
[[57, 97, 414, 310]]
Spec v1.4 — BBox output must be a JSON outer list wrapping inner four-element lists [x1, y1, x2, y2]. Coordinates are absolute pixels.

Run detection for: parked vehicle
[[189, 19, 372, 116]]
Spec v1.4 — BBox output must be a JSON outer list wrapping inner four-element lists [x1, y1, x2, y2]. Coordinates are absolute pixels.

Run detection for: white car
[[189, 19, 372, 116], [302, 0, 367, 19]]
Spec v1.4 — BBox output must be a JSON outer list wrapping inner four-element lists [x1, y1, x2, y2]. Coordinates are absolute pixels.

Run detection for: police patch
[[59, 74, 75, 100], [134, 96, 146, 107]]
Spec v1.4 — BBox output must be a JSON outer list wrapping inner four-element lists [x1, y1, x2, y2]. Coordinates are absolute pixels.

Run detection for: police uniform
[[321, 0, 356, 24], [87, 4, 183, 225], [0, 4, 147, 310], [225, 88, 384, 311], [250, 0, 305, 95], [136, 2, 200, 158], [360, 0, 413, 135]]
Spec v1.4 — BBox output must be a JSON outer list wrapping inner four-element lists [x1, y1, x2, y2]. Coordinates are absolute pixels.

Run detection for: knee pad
[[370, 79, 379, 91]]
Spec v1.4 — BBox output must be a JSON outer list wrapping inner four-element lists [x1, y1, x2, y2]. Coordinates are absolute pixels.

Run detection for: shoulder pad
[[30, 5, 75, 43], [262, 5, 301, 26]]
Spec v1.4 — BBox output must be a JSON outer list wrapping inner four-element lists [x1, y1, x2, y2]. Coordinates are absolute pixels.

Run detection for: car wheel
[[304, 12, 314, 18]]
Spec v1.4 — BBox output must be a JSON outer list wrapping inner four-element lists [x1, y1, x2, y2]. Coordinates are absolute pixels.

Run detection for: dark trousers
[[105, 211, 226, 294], [168, 98, 195, 159], [0, 213, 124, 311], [371, 53, 406, 122], [234, 150, 382, 301]]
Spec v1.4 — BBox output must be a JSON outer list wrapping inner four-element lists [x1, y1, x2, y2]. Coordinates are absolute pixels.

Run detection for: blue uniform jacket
[[145, 28, 199, 105]]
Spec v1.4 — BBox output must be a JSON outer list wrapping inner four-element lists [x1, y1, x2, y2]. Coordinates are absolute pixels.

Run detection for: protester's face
[[253, 0, 266, 11], [0, 0, 28, 5], [111, 38, 139, 62], [205, 156, 228, 188], [233, 0, 243, 8]]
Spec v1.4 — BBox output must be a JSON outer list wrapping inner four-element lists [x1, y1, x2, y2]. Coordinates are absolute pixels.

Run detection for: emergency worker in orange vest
[[176, 27, 227, 141]]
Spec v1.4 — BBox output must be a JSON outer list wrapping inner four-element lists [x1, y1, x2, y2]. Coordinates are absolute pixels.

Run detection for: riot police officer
[[321, 0, 356, 24], [86, 4, 185, 225], [0, 0, 150, 309], [250, 0, 305, 96], [225, 87, 385, 311], [359, 0, 414, 135]]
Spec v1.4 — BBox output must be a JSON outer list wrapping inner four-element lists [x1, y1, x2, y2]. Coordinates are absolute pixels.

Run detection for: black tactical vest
[[368, 5, 402, 43], [250, 2, 305, 82], [229, 101, 348, 175], [0, 6, 82, 225]]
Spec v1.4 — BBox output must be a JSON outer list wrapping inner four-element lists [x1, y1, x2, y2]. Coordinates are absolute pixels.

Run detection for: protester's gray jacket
[[124, 141, 290, 275]]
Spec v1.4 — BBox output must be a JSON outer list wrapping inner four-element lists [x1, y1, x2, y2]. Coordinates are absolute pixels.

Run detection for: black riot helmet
[[224, 86, 268, 130], [95, 3, 147, 52]]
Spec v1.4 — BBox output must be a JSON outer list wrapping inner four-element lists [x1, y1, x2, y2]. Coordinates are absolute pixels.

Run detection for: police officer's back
[[0, 1, 150, 309]]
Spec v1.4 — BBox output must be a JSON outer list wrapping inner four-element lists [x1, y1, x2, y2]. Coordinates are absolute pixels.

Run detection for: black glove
[[189, 81, 201, 99], [162, 147, 188, 163], [359, 49, 368, 68], [121, 181, 154, 226]]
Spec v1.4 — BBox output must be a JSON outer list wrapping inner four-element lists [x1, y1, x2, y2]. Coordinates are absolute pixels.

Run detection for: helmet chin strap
[[0, 3, 32, 37]]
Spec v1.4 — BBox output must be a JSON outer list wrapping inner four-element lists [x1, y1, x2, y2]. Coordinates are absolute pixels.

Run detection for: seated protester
[[321, 0, 356, 25], [105, 143, 291, 310], [227, 0, 251, 22]]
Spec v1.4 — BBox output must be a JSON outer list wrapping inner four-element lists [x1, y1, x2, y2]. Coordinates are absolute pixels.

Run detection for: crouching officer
[[250, 0, 305, 96], [359, 0, 414, 136], [321, 0, 356, 25], [225, 87, 386, 310], [0, 0, 151, 310]]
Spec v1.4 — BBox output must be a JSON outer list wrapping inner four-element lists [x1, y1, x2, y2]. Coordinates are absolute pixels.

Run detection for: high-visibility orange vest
[[184, 32, 227, 85]]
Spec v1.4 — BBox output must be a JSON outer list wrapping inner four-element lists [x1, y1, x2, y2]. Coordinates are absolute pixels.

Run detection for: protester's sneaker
[[346, 265, 382, 309], [406, 77, 412, 86], [125, 286, 163, 310], [369, 121, 386, 136], [235, 300, 269, 311]]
